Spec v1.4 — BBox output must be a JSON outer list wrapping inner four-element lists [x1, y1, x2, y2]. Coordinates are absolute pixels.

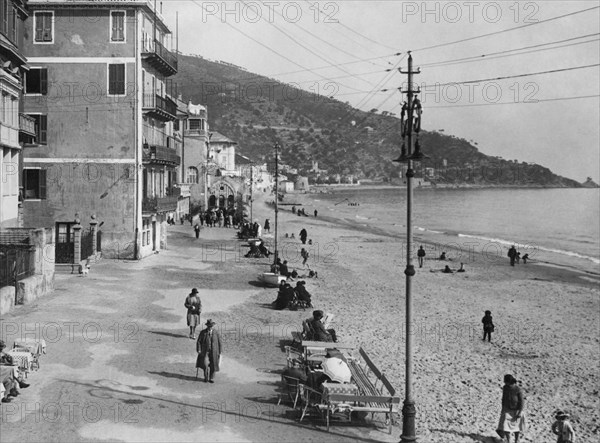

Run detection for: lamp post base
[[400, 399, 417, 442]]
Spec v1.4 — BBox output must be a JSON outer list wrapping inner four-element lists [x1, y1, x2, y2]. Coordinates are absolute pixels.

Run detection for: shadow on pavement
[[149, 330, 190, 339], [148, 371, 199, 382]]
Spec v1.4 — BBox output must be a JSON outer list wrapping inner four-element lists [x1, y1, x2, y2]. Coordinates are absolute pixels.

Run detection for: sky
[[160, 0, 600, 182]]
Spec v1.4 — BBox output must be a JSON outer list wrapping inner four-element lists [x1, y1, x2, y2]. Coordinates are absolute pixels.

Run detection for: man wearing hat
[[184, 288, 202, 339], [311, 310, 337, 343], [196, 319, 222, 383]]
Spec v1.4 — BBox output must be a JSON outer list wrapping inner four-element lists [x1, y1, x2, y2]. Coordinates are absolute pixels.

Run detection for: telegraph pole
[[273, 143, 280, 265], [399, 51, 421, 443]]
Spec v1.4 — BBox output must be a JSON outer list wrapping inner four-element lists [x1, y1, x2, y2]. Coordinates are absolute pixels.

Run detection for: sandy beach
[[248, 189, 600, 442]]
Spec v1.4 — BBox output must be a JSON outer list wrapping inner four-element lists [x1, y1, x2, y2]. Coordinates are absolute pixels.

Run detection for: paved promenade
[[0, 223, 397, 442]]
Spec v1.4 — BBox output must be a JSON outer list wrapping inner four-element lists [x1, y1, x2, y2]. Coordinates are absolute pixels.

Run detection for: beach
[[1, 188, 598, 443], [253, 188, 600, 442]]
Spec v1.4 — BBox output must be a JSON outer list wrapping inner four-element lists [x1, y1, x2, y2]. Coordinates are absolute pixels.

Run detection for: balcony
[[142, 195, 179, 214], [141, 38, 177, 76], [143, 93, 177, 121], [142, 143, 180, 166], [19, 114, 36, 140]]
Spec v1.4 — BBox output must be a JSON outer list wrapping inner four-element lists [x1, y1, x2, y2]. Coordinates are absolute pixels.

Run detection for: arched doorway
[[208, 195, 216, 208], [227, 195, 234, 209], [218, 195, 225, 208]]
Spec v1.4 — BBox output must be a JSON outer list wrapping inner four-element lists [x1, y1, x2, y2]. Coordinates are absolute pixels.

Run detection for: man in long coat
[[196, 319, 222, 383]]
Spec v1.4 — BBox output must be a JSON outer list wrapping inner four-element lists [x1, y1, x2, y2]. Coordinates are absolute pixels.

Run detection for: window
[[11, 7, 17, 42], [108, 64, 125, 95], [189, 119, 201, 131], [27, 114, 47, 144], [186, 167, 198, 184], [25, 68, 48, 94], [34, 11, 53, 43], [23, 169, 46, 199], [1, 0, 7, 35], [110, 11, 125, 42]]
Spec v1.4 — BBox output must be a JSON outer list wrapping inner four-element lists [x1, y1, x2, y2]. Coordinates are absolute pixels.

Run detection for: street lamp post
[[394, 51, 425, 443], [273, 142, 280, 265]]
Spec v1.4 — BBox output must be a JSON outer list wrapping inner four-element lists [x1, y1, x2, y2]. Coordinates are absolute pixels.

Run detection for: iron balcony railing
[[142, 93, 177, 120], [141, 37, 178, 75], [142, 195, 179, 214], [142, 143, 180, 166]]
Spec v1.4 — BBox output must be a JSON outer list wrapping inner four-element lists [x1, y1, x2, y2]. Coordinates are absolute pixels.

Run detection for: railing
[[142, 93, 177, 119], [19, 113, 36, 136], [143, 144, 180, 165], [141, 36, 177, 74], [142, 195, 179, 213], [152, 38, 178, 71], [0, 245, 35, 291]]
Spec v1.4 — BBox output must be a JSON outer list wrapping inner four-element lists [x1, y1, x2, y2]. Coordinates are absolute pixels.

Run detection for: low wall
[[0, 286, 15, 315], [17, 273, 55, 305]]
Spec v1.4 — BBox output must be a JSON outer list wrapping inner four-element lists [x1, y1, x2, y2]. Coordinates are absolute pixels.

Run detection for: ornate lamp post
[[393, 51, 426, 443], [273, 142, 280, 265]]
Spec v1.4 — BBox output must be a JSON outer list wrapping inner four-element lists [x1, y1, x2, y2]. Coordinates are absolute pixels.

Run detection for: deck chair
[[12, 340, 43, 371], [299, 385, 325, 422], [277, 375, 302, 409], [284, 345, 304, 368]]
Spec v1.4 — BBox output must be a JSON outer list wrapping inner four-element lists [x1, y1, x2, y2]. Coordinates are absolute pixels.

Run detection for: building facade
[[0, 0, 35, 228], [21, 0, 179, 259]]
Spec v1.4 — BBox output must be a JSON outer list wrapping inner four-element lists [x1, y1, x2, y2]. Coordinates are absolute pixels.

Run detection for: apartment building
[[21, 0, 179, 260], [0, 0, 35, 227]]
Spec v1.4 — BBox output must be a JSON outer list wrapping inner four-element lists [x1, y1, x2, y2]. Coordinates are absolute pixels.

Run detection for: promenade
[[0, 222, 397, 443]]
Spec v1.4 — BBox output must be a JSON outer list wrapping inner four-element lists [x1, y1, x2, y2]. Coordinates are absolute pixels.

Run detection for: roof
[[235, 153, 253, 165], [210, 131, 237, 144], [187, 102, 206, 115]]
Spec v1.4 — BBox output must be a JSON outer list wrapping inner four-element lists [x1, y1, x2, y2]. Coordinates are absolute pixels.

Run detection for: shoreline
[[251, 190, 599, 442]]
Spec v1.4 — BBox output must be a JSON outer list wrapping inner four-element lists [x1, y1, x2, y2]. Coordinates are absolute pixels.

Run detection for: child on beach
[[552, 411, 575, 443], [482, 310, 494, 342]]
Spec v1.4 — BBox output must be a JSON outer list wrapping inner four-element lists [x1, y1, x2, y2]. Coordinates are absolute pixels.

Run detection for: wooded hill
[[174, 54, 581, 187]]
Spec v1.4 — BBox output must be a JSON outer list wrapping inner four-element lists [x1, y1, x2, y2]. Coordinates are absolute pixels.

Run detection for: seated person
[[258, 241, 271, 257], [311, 310, 337, 342], [0, 340, 29, 403], [272, 283, 295, 310], [306, 370, 331, 393], [280, 260, 290, 278], [245, 243, 260, 258], [439, 252, 447, 260], [295, 281, 312, 306], [443, 265, 453, 273]]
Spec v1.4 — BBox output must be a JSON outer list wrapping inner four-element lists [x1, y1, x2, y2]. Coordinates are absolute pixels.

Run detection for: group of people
[[237, 221, 263, 240], [508, 245, 529, 266], [244, 239, 272, 258], [272, 280, 313, 311], [291, 206, 317, 218], [0, 340, 30, 403], [192, 208, 238, 229], [184, 288, 222, 383]]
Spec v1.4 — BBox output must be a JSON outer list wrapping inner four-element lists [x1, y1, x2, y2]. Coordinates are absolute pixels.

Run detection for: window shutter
[[22, 168, 27, 194], [39, 169, 47, 199], [40, 115, 47, 144], [35, 12, 43, 41], [40, 69, 48, 94], [108, 64, 117, 94], [42, 13, 52, 41]]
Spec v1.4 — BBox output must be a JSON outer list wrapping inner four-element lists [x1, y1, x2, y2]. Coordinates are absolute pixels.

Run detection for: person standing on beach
[[184, 288, 202, 339], [301, 248, 309, 267], [496, 374, 526, 443], [508, 245, 517, 266], [196, 319, 222, 383], [299, 228, 308, 245], [264, 219, 270, 233], [194, 223, 200, 239], [482, 310, 494, 342], [314, 209, 318, 217], [417, 246, 426, 268], [552, 411, 575, 443]]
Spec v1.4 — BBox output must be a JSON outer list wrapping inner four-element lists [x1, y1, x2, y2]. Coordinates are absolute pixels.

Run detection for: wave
[[457, 233, 600, 265]]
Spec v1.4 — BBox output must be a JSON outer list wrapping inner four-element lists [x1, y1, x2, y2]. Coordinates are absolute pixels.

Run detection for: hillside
[[174, 54, 581, 187]]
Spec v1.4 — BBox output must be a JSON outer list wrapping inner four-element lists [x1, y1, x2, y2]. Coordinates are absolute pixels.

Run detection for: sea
[[306, 187, 600, 277]]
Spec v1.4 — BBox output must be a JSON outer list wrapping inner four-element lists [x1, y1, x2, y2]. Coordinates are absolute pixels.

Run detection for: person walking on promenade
[[496, 374, 526, 443], [417, 245, 426, 268], [314, 209, 318, 217], [199, 212, 204, 226], [196, 319, 222, 383], [552, 411, 575, 443], [264, 219, 271, 233], [508, 245, 517, 266], [194, 223, 200, 239], [184, 288, 202, 339], [299, 228, 308, 245], [482, 310, 494, 342]]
